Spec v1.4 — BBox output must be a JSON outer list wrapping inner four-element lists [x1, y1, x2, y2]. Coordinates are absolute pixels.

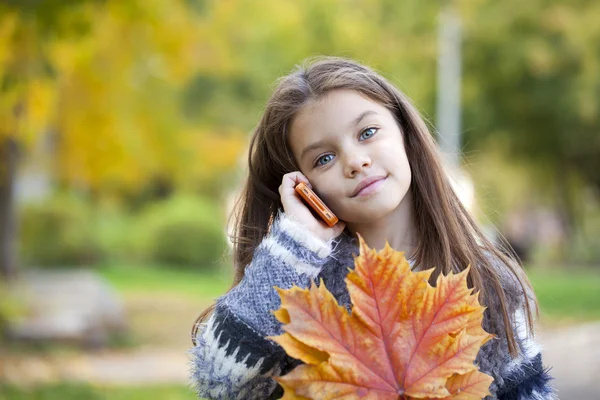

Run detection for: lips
[[351, 175, 387, 197]]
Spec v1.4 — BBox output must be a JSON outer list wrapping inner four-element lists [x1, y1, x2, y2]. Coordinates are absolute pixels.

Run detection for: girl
[[188, 56, 556, 400]]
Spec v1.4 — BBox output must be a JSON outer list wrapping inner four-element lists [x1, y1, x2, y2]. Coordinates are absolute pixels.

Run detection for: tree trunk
[[555, 164, 579, 264], [0, 137, 19, 282]]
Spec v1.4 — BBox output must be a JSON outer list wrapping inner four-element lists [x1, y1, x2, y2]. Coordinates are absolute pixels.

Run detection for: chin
[[338, 200, 401, 224]]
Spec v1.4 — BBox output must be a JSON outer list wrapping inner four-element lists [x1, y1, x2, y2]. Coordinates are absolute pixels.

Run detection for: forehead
[[289, 89, 387, 150]]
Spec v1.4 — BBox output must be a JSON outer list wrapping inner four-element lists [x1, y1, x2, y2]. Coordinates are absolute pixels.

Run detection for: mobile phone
[[294, 182, 339, 227]]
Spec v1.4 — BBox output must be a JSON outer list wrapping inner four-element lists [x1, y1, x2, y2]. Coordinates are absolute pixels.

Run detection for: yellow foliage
[[0, 0, 439, 191], [0, 0, 248, 191], [0, 11, 18, 68], [21, 80, 57, 144], [191, 129, 246, 182]]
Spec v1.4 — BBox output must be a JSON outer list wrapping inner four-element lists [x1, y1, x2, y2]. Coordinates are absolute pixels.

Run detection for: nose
[[343, 151, 371, 178]]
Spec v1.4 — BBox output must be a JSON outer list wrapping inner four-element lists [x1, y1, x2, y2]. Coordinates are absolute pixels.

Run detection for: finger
[[282, 171, 312, 189], [282, 172, 303, 188], [331, 221, 346, 237]]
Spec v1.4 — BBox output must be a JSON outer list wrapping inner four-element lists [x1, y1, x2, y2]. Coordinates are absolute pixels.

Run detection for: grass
[[527, 266, 600, 324], [97, 263, 233, 301], [0, 383, 195, 400], [30, 262, 598, 349], [96, 262, 600, 324]]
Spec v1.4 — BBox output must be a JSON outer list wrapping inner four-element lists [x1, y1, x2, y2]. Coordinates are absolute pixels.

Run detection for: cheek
[[312, 182, 335, 202], [388, 143, 411, 178], [396, 153, 410, 173], [319, 192, 345, 217], [311, 177, 342, 208], [393, 158, 411, 190], [307, 167, 337, 194]]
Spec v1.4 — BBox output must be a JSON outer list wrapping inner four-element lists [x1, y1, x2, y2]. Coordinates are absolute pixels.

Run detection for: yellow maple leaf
[[268, 235, 494, 400]]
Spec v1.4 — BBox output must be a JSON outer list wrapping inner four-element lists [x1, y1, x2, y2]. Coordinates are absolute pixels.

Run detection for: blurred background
[[1, 0, 599, 399]]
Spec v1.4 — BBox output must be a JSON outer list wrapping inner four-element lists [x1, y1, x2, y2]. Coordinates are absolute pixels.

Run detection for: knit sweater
[[188, 213, 557, 400]]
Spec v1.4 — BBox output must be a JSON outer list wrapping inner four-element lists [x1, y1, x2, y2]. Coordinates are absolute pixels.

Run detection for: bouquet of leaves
[[268, 236, 494, 400]]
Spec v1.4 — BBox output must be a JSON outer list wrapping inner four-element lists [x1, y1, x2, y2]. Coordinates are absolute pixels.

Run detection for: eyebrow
[[299, 110, 379, 161]]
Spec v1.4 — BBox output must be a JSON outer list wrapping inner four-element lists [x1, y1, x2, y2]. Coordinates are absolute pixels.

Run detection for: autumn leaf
[[268, 235, 494, 400]]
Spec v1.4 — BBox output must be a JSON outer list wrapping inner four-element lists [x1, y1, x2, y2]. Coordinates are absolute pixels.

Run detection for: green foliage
[[461, 0, 600, 191], [19, 195, 103, 267], [94, 201, 138, 263], [135, 195, 228, 269], [0, 282, 26, 339], [570, 202, 600, 264], [23, 193, 229, 268], [151, 219, 222, 267]]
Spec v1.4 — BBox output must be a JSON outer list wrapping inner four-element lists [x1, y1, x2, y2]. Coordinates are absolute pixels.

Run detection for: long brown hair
[[192, 56, 537, 357]]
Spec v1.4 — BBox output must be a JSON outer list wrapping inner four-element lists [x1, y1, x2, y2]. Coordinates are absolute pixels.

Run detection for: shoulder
[[481, 248, 534, 312], [477, 251, 555, 398]]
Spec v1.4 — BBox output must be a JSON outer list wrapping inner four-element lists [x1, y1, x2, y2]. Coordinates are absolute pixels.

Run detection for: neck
[[345, 188, 418, 258]]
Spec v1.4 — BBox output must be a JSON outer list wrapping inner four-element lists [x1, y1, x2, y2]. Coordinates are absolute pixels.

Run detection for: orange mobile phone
[[295, 182, 339, 227]]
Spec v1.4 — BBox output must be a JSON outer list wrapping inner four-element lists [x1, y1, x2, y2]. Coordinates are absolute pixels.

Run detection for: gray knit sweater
[[188, 213, 556, 399]]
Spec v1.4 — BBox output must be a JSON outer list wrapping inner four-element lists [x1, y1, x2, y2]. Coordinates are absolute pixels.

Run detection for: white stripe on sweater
[[279, 214, 332, 258], [195, 315, 264, 389], [516, 308, 542, 357], [262, 236, 321, 278], [191, 314, 281, 399], [530, 389, 560, 400], [505, 308, 542, 374]]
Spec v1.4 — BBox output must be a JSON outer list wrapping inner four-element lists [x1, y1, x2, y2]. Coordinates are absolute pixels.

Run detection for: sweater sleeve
[[477, 252, 557, 400], [188, 212, 335, 399], [495, 308, 557, 400]]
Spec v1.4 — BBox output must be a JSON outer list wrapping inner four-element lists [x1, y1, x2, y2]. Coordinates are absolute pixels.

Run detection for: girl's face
[[288, 89, 411, 224]]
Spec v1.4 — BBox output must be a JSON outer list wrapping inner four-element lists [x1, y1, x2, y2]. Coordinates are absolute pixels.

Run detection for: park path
[[537, 321, 600, 399], [4, 322, 600, 399]]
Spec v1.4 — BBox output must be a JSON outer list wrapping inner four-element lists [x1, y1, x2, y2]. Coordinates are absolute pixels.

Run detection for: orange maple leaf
[[268, 236, 494, 400]]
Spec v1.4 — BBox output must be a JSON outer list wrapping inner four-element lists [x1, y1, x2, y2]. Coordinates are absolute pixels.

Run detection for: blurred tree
[[460, 0, 600, 237], [179, 0, 441, 192], [0, 0, 72, 279], [3, 0, 596, 273], [0, 0, 245, 279], [182, 0, 440, 126]]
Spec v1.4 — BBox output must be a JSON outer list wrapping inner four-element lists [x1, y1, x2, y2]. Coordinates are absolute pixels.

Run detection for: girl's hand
[[279, 171, 346, 242]]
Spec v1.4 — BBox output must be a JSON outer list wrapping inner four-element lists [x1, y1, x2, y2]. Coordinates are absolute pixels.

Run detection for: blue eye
[[316, 154, 334, 167], [360, 127, 377, 140]]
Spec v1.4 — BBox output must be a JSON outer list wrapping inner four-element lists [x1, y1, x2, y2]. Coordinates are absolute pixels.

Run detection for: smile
[[352, 176, 387, 197]]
